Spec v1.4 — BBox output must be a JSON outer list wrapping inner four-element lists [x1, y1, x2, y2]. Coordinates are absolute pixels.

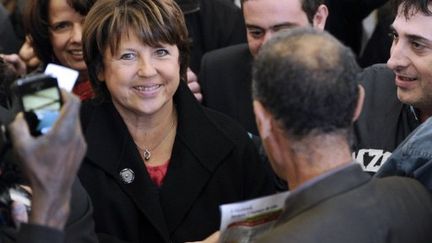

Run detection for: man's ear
[[312, 4, 328, 30], [353, 84, 365, 122], [253, 100, 273, 139]]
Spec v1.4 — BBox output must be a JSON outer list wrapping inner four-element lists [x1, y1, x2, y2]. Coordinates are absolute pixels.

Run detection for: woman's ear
[[97, 66, 105, 82], [353, 84, 365, 122]]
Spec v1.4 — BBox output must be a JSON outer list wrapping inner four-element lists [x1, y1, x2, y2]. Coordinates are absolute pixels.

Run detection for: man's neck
[[419, 108, 432, 123], [284, 135, 352, 189]]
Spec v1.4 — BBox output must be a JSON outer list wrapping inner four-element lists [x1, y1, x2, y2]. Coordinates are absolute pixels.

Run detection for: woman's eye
[[51, 22, 72, 32], [155, 49, 169, 57], [120, 53, 136, 60]]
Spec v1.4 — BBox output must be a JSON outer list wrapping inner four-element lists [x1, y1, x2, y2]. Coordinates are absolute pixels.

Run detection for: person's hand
[[186, 68, 203, 103], [0, 53, 27, 76], [10, 185, 32, 228], [8, 91, 86, 230], [18, 37, 40, 72], [185, 231, 220, 243], [11, 201, 28, 227]]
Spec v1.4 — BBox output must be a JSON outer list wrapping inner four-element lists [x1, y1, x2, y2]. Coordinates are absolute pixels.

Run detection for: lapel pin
[[119, 168, 135, 184]]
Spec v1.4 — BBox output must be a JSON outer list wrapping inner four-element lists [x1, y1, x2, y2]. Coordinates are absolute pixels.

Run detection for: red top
[[145, 160, 170, 187], [72, 80, 94, 101]]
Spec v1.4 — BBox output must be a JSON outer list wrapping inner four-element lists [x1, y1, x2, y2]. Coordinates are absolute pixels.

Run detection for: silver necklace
[[135, 117, 176, 161]]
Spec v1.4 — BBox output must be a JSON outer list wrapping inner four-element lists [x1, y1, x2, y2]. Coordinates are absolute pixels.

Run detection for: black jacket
[[325, 0, 389, 55], [186, 0, 246, 73], [200, 43, 257, 135], [353, 64, 420, 173], [79, 81, 275, 243]]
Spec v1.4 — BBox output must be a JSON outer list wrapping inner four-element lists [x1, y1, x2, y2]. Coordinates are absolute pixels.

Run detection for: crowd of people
[[0, 0, 432, 242]]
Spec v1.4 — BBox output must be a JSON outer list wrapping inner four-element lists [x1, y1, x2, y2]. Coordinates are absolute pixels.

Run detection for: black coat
[[79, 81, 275, 243], [199, 43, 257, 135], [325, 0, 389, 55], [186, 0, 246, 73]]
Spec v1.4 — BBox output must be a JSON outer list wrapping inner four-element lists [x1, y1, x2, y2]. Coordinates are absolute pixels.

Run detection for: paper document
[[219, 191, 289, 243], [44, 63, 79, 92]]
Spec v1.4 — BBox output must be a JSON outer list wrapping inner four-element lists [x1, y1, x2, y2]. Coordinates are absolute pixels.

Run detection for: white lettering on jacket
[[352, 149, 392, 173]]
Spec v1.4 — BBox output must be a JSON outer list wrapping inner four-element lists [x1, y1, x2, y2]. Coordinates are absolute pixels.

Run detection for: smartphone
[[10, 74, 63, 136]]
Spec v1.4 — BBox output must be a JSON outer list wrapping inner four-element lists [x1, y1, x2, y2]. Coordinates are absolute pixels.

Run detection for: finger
[[186, 68, 197, 83], [188, 82, 201, 93], [11, 201, 29, 226], [18, 46, 33, 61], [50, 90, 81, 137], [1, 54, 27, 75], [194, 93, 203, 103], [206, 231, 220, 242], [1, 53, 19, 63], [8, 113, 32, 147], [19, 40, 38, 69], [1, 54, 22, 66], [28, 57, 41, 68]]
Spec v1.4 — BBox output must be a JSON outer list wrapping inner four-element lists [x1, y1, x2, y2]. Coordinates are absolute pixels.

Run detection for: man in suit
[[178, 0, 246, 73], [252, 28, 432, 243], [199, 0, 328, 135]]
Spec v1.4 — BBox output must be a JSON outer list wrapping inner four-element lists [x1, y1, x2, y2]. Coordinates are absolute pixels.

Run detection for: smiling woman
[[23, 0, 96, 100], [79, 0, 276, 242]]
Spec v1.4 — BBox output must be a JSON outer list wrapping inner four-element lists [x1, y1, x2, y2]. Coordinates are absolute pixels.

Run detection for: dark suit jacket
[[185, 0, 246, 73], [79, 82, 275, 243], [258, 164, 432, 243], [200, 43, 257, 135]]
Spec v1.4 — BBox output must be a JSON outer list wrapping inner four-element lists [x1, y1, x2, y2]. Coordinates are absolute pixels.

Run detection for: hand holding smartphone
[[10, 74, 62, 136]]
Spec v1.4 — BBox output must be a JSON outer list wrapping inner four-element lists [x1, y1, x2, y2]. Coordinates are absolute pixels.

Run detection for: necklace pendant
[[143, 149, 151, 161]]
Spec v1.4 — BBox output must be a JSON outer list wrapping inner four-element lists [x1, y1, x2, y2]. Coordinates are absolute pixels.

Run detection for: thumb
[[8, 113, 32, 147]]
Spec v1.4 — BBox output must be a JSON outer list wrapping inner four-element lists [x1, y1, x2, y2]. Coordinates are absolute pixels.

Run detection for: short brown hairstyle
[[82, 0, 190, 101], [24, 0, 96, 66]]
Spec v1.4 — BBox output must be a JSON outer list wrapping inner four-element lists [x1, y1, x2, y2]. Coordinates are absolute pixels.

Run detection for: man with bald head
[[252, 28, 432, 243]]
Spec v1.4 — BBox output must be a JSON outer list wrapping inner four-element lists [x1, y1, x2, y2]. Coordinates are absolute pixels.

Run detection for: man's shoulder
[[200, 43, 252, 85], [200, 0, 241, 14], [201, 43, 251, 66], [360, 64, 395, 93], [257, 174, 432, 243], [353, 64, 406, 173], [200, 106, 252, 143]]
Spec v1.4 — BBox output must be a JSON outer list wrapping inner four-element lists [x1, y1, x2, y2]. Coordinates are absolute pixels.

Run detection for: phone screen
[[22, 86, 61, 134]]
